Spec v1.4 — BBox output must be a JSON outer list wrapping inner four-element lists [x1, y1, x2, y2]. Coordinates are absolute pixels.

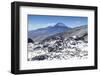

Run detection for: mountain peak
[[55, 22, 66, 27]]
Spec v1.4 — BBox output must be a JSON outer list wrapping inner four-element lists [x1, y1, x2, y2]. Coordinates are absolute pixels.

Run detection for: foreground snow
[[28, 36, 88, 61]]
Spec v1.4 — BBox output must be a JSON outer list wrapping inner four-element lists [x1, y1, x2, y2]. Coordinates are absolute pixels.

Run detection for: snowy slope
[[28, 25, 88, 61]]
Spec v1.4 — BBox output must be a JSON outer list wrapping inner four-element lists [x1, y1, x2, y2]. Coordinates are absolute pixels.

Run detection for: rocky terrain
[[27, 24, 88, 61]]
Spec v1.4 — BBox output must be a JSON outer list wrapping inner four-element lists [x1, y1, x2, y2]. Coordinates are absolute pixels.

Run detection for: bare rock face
[[28, 38, 34, 43]]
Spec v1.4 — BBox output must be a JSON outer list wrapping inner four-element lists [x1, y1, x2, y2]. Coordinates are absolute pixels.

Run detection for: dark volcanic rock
[[32, 55, 49, 61]]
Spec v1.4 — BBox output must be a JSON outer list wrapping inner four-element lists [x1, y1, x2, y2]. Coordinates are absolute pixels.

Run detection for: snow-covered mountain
[[28, 23, 71, 42], [28, 25, 88, 61]]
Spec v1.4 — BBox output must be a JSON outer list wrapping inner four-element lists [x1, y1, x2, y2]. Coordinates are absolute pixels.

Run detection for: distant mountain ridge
[[28, 23, 71, 42]]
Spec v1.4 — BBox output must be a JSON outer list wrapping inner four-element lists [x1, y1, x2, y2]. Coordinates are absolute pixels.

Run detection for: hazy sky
[[28, 15, 88, 31]]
